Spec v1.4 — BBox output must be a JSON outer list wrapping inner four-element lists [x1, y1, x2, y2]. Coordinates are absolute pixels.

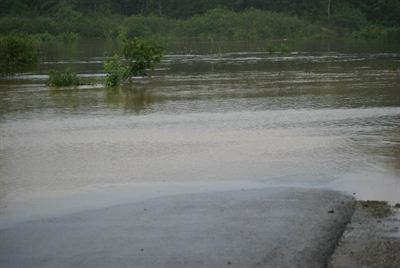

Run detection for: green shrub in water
[[47, 68, 81, 87], [58, 32, 80, 43], [104, 38, 164, 87], [266, 43, 290, 55], [123, 38, 164, 77], [104, 55, 128, 87], [0, 34, 38, 76], [350, 25, 388, 40]]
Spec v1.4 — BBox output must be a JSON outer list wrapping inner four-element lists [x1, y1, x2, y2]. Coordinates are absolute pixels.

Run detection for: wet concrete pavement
[[0, 187, 355, 268], [328, 201, 400, 268]]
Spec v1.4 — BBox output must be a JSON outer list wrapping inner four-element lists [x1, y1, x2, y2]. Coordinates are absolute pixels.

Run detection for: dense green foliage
[[104, 55, 127, 87], [0, 5, 121, 39], [181, 9, 323, 40], [266, 43, 290, 54], [1, 0, 400, 27], [0, 8, 324, 41], [0, 1, 399, 42], [47, 68, 81, 87], [0, 34, 38, 76], [104, 38, 164, 87], [123, 38, 164, 76]]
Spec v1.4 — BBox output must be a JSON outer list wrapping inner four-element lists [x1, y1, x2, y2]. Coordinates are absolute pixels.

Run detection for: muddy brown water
[[1, 40, 400, 205]]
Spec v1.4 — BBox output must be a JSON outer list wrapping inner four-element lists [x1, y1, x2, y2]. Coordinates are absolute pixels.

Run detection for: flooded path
[[1, 45, 400, 210]]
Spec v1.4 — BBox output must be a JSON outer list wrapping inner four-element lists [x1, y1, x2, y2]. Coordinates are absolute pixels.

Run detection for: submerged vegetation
[[266, 43, 290, 54], [0, 34, 38, 76], [104, 38, 164, 87], [104, 55, 127, 87], [47, 69, 81, 87], [122, 38, 164, 77]]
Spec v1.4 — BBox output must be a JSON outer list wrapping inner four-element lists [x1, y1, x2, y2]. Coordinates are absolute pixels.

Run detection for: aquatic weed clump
[[47, 68, 81, 87]]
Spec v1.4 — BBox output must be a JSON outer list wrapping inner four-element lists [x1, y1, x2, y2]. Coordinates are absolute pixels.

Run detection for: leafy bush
[[327, 8, 368, 31], [104, 38, 164, 87], [350, 25, 389, 40], [266, 43, 290, 54], [58, 32, 80, 43], [47, 68, 81, 87], [104, 55, 128, 87], [33, 32, 55, 42], [180, 8, 323, 41], [121, 15, 175, 39], [0, 34, 38, 76], [123, 38, 164, 77], [386, 27, 400, 41], [0, 16, 58, 35]]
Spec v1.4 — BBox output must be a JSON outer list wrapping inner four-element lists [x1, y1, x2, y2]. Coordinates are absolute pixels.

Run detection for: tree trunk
[[328, 0, 332, 17], [158, 0, 162, 15]]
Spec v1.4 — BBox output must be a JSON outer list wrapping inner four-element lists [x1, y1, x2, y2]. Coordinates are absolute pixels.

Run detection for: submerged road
[[0, 187, 354, 268]]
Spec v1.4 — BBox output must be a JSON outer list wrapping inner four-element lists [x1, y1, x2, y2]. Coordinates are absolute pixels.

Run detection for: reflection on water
[[0, 41, 400, 204], [105, 87, 160, 114]]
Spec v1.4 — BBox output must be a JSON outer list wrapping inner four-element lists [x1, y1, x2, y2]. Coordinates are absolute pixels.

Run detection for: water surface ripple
[[0, 51, 399, 204]]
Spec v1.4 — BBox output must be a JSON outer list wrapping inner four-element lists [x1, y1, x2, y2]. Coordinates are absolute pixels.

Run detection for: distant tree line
[[1, 1, 399, 42], [1, 0, 399, 27]]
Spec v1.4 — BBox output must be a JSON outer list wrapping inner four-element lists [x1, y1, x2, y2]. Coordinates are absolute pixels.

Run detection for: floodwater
[[1, 41, 400, 211]]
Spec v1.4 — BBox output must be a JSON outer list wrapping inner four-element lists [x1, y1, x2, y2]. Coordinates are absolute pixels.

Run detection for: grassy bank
[[1, 7, 399, 43]]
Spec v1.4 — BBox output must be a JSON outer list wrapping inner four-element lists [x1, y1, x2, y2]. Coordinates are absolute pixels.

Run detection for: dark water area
[[0, 40, 400, 205]]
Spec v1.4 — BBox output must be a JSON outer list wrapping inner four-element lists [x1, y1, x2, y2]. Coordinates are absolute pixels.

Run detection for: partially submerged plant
[[123, 38, 164, 77], [47, 68, 81, 87], [0, 34, 38, 76], [104, 55, 128, 87], [104, 38, 164, 87], [58, 32, 80, 43], [266, 43, 290, 55]]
